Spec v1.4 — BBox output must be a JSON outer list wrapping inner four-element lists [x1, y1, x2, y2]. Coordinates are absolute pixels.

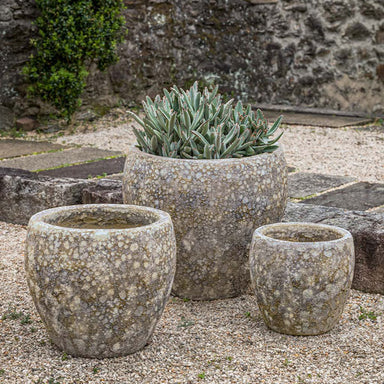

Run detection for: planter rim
[[28, 204, 171, 233], [127, 143, 283, 164], [253, 222, 352, 245]]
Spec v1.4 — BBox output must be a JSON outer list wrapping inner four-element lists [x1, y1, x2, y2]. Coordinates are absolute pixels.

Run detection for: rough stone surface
[[123, 146, 288, 300], [0, 169, 94, 225], [0, 147, 122, 171], [288, 172, 355, 198], [0, 0, 383, 117], [37, 156, 125, 179], [283, 202, 384, 294], [262, 110, 372, 128], [0, 106, 15, 131], [25, 204, 176, 358], [15, 117, 38, 131], [0, 139, 66, 159], [302, 182, 384, 211], [82, 179, 123, 204], [250, 222, 354, 335]]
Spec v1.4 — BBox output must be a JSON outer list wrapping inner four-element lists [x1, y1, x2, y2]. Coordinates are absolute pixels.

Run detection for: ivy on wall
[[23, 0, 126, 121]]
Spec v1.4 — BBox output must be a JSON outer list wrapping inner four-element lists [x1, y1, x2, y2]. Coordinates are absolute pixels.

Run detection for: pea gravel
[[1, 221, 383, 384]]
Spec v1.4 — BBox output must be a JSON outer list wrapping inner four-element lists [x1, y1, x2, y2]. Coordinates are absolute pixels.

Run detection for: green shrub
[[23, 0, 126, 121], [130, 82, 283, 159]]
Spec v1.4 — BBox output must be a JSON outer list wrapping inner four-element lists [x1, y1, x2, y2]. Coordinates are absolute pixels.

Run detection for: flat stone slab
[[0, 139, 66, 159], [0, 169, 96, 225], [38, 157, 125, 179], [301, 182, 384, 211], [263, 110, 372, 128], [0, 147, 122, 171], [284, 202, 384, 295], [288, 172, 355, 198]]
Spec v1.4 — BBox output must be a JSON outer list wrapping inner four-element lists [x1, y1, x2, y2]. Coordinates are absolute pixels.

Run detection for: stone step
[[288, 172, 356, 199], [300, 182, 384, 211], [38, 157, 126, 179], [0, 147, 122, 171], [262, 110, 372, 128], [0, 139, 67, 159]]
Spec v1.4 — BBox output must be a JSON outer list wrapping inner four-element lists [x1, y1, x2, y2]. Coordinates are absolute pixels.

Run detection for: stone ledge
[[0, 168, 96, 225], [284, 202, 384, 295]]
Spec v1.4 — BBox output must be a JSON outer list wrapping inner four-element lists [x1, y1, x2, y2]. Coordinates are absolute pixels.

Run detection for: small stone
[[16, 117, 39, 131]]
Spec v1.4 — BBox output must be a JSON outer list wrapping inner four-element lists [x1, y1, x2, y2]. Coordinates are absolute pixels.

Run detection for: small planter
[[250, 222, 354, 335], [123, 145, 287, 300], [25, 204, 176, 358]]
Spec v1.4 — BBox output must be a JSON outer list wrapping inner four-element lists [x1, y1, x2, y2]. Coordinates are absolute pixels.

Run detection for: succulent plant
[[129, 82, 283, 159]]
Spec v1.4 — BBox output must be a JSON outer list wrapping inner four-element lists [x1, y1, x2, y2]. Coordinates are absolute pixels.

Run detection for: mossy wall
[[0, 0, 383, 124]]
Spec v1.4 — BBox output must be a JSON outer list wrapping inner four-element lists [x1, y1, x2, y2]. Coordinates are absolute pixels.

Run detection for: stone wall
[[0, 0, 383, 126]]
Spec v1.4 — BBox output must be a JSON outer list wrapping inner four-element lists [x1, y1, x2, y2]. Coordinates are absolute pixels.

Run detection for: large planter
[[123, 145, 287, 300], [250, 222, 355, 335], [25, 204, 176, 358]]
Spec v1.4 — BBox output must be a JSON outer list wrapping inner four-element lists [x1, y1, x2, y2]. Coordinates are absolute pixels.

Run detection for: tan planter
[[25, 204, 176, 358], [250, 222, 355, 335], [123, 146, 287, 300]]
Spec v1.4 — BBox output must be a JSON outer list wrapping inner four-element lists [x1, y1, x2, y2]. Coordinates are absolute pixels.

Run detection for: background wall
[[1, 0, 383, 126]]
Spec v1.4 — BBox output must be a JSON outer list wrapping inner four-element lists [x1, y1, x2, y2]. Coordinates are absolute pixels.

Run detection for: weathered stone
[[82, 179, 123, 204], [0, 170, 95, 225], [301, 182, 384, 211], [283, 202, 384, 294], [0, 147, 122, 171], [377, 64, 384, 82], [360, 2, 384, 20], [38, 157, 125, 179], [0, 139, 65, 159], [0, 0, 383, 116], [16, 117, 39, 131], [376, 29, 384, 44], [250, 222, 354, 335], [123, 145, 288, 300], [288, 172, 355, 198], [344, 22, 371, 41], [25, 205, 176, 357], [0, 106, 15, 131]]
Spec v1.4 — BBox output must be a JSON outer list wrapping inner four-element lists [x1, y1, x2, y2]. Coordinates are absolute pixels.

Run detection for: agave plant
[[129, 82, 283, 159]]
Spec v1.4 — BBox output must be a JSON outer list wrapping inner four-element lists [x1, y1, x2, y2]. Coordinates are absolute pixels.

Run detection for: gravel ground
[[0, 222, 384, 384], [2, 111, 383, 383], [47, 111, 384, 183]]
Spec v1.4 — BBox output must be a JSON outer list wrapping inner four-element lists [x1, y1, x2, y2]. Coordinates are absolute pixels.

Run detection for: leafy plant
[[129, 82, 283, 159], [359, 306, 378, 321], [23, 0, 126, 121]]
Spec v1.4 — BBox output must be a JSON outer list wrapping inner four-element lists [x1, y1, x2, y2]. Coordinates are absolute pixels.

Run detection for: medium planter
[[123, 145, 287, 300], [250, 222, 354, 335], [25, 204, 176, 358]]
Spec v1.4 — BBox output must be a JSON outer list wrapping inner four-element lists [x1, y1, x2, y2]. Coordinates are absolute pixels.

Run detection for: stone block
[[0, 106, 15, 131], [16, 117, 39, 131], [0, 168, 95, 225], [288, 172, 355, 198], [283, 202, 384, 294], [301, 182, 384, 211], [82, 179, 123, 204]]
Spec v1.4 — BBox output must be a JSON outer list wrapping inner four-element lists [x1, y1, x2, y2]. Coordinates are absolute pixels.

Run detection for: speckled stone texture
[[250, 222, 354, 336], [25, 204, 176, 358], [123, 146, 287, 300]]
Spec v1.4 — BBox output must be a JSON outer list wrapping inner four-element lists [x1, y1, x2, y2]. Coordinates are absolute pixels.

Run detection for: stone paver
[[263, 110, 372, 128], [301, 182, 384, 211], [288, 172, 355, 198], [38, 157, 125, 179], [0, 139, 66, 159], [0, 147, 122, 171]]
